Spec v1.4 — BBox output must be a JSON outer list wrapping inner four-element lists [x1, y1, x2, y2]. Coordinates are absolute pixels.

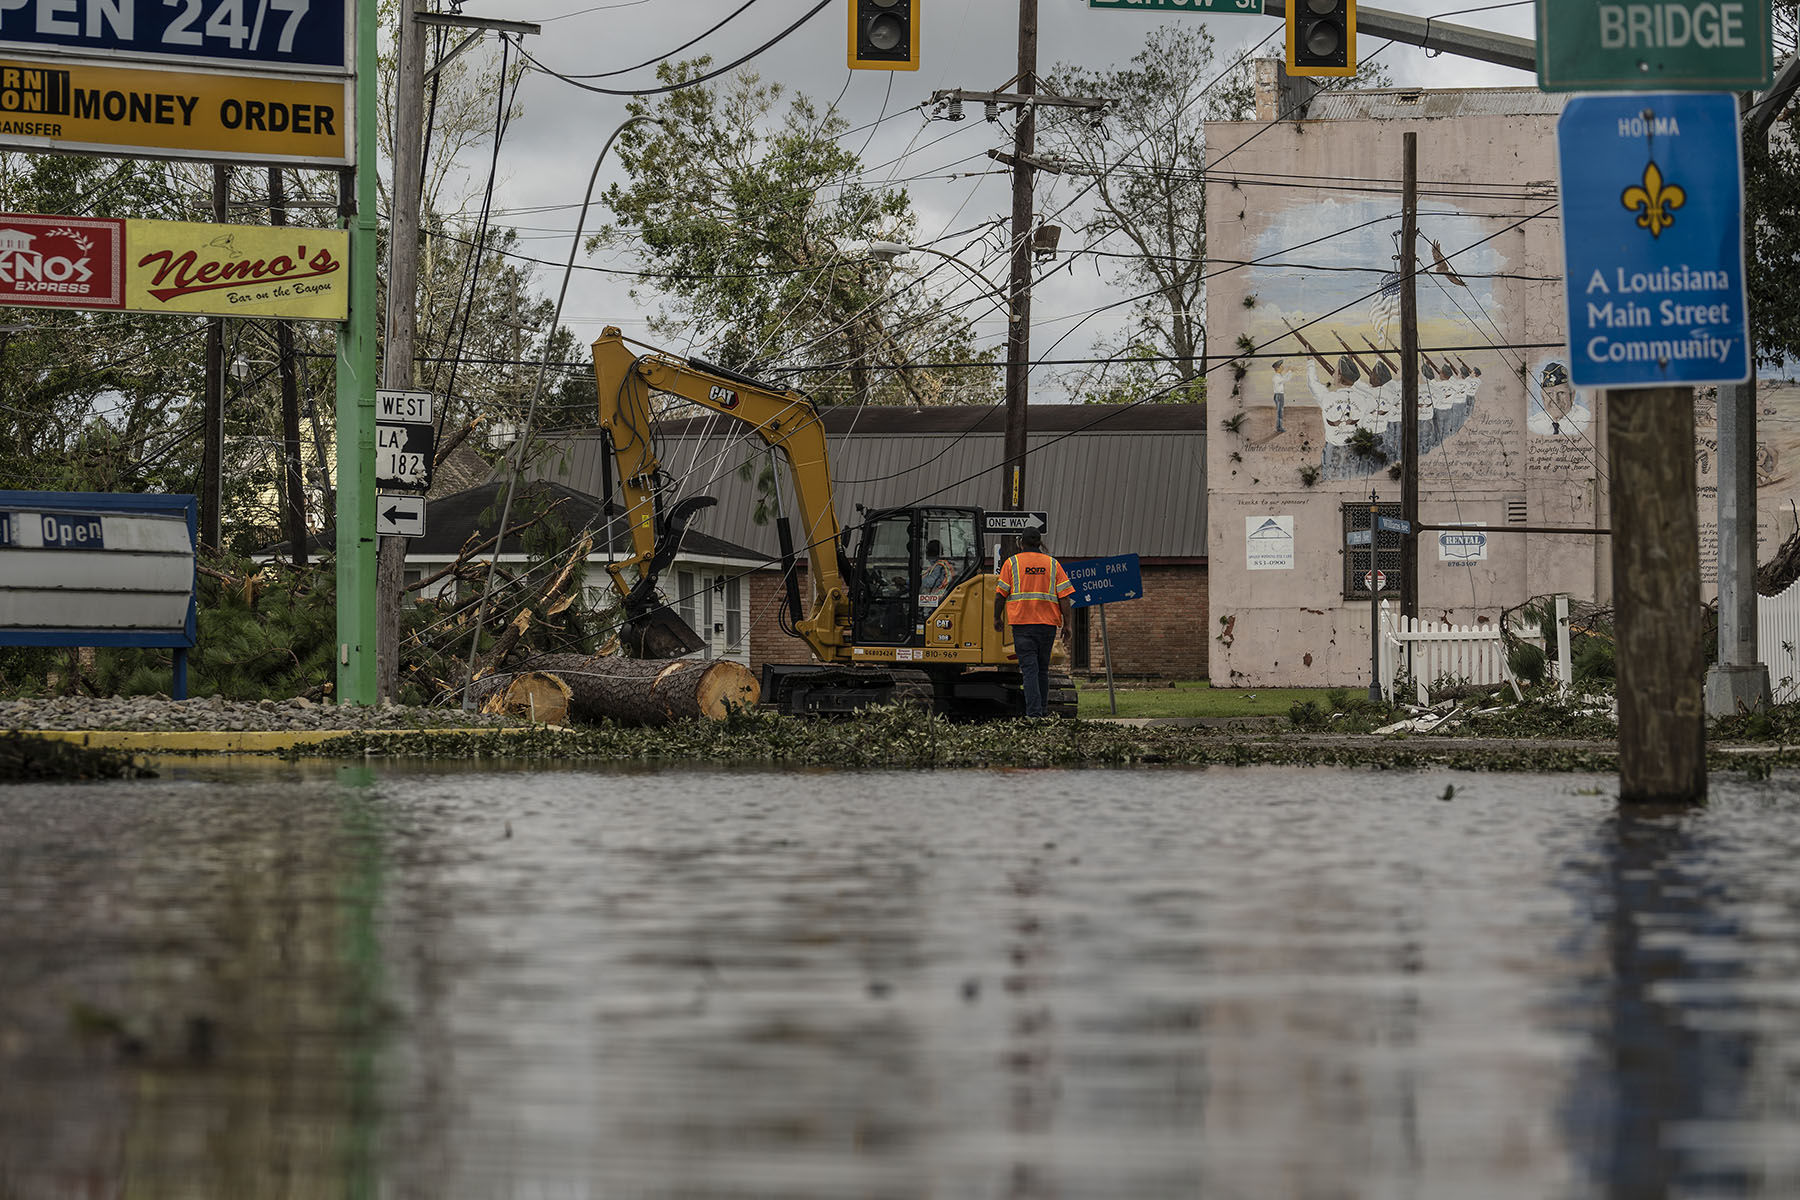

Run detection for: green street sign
[[1537, 0, 1771, 91], [1088, 0, 1264, 12]]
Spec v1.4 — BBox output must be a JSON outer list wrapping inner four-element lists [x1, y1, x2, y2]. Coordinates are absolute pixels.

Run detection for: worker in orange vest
[[992, 529, 1074, 718]]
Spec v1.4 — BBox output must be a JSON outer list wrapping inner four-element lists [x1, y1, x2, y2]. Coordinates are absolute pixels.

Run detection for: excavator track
[[763, 664, 1075, 720]]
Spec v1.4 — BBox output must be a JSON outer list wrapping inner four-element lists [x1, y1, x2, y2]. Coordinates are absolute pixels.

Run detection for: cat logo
[[935, 618, 953, 629], [708, 385, 739, 409]]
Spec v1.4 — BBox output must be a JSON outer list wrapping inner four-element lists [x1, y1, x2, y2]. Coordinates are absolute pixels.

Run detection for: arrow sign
[[375, 493, 427, 538], [983, 509, 1048, 535], [1065, 553, 1144, 609]]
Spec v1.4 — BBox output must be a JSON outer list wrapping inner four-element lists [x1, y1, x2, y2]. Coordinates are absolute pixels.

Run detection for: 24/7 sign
[[0, 0, 349, 75]]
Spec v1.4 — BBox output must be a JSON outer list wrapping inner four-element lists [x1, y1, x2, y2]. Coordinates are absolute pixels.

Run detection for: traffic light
[[1287, 0, 1357, 78], [848, 0, 919, 72]]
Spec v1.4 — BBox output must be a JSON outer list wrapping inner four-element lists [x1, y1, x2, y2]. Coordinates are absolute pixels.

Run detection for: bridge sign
[[1066, 553, 1143, 609], [1537, 0, 1770, 91], [1557, 92, 1749, 388]]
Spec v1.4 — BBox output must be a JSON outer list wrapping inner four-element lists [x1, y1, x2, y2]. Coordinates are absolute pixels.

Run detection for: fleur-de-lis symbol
[[1621, 161, 1685, 238]]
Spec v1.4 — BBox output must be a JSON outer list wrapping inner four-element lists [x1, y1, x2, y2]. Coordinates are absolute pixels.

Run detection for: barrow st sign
[[0, 58, 348, 164], [0, 0, 349, 75], [1537, 0, 1770, 90]]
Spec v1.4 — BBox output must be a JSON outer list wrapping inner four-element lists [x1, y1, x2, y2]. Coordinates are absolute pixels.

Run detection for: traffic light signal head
[[849, 0, 919, 72], [1287, 0, 1357, 78]]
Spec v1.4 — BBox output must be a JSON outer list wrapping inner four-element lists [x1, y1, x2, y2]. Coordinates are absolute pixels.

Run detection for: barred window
[[1341, 501, 1403, 601]]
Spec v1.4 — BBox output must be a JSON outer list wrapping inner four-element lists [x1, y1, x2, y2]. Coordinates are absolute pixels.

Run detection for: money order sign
[[1556, 91, 1749, 388]]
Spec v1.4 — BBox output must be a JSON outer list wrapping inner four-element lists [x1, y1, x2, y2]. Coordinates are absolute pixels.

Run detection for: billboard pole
[[334, 0, 379, 707]]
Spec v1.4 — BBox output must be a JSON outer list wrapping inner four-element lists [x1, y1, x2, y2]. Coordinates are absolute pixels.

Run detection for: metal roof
[[1303, 87, 1566, 122], [530, 404, 1207, 562]]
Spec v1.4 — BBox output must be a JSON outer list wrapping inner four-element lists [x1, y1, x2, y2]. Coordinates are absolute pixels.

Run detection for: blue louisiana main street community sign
[[1556, 91, 1749, 389]]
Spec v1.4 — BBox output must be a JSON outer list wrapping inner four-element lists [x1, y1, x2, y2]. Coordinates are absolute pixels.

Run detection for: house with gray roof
[[530, 403, 1210, 679]]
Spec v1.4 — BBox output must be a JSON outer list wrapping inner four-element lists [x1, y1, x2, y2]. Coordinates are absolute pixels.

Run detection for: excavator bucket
[[622, 603, 706, 659]]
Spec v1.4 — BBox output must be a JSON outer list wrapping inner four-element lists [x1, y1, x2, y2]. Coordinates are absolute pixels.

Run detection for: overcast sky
[[451, 0, 1538, 397]]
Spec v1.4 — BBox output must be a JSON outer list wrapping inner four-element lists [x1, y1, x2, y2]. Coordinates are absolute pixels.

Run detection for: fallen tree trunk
[[517, 653, 759, 726], [474, 671, 573, 725]]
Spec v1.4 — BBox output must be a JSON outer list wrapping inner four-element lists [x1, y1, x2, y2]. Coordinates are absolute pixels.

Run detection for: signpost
[[375, 494, 426, 539], [1536, 0, 1770, 92], [375, 389, 434, 493], [1066, 553, 1145, 715], [1556, 91, 1728, 801]]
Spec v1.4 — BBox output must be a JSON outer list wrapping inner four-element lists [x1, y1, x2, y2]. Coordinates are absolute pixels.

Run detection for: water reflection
[[1, 766, 1799, 1197]]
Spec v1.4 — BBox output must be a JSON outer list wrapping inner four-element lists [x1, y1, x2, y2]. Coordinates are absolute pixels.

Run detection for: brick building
[[533, 403, 1210, 679]]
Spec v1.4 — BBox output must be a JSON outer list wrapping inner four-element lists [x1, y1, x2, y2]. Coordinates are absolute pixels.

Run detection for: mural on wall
[[1225, 196, 1523, 489]]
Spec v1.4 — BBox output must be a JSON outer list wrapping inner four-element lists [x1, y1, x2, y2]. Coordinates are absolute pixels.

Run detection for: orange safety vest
[[996, 551, 1073, 627]]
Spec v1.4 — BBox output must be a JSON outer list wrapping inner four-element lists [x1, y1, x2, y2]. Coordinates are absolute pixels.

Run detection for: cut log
[[475, 671, 573, 725], [520, 653, 760, 726]]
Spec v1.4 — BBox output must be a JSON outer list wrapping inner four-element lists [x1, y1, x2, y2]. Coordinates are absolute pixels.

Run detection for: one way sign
[[376, 493, 427, 538]]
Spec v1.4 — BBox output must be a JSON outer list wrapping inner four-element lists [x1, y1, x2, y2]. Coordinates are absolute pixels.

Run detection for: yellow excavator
[[591, 327, 1077, 718]]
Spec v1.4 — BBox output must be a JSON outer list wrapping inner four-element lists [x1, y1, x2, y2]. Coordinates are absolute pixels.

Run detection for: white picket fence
[[1757, 579, 1800, 703], [1378, 599, 1564, 705]]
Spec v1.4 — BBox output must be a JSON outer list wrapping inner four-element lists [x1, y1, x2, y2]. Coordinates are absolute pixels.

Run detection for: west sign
[[0, 212, 348, 320]]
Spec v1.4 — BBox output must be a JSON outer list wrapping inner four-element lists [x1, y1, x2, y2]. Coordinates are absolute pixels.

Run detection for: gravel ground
[[0, 695, 530, 734]]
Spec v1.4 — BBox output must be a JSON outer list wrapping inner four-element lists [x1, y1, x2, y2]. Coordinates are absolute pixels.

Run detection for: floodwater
[[2, 765, 1799, 1199]]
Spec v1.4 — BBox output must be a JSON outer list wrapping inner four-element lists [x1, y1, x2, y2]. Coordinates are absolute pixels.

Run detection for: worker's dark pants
[[1012, 624, 1057, 717]]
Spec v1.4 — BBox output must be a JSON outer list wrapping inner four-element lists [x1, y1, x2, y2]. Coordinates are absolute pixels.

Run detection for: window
[[725, 576, 743, 652], [1341, 501, 1403, 600], [678, 570, 697, 631]]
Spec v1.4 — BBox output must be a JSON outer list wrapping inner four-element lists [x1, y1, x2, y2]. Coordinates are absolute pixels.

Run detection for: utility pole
[[269, 166, 309, 566], [201, 164, 229, 551], [376, 0, 427, 703], [1002, 0, 1036, 514], [931, 3, 1103, 516], [1609, 387, 1707, 801], [1398, 132, 1419, 621]]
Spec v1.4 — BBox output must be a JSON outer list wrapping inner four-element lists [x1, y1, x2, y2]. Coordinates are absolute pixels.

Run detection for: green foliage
[[1508, 642, 1548, 688], [1347, 426, 1388, 462], [1573, 636, 1616, 687], [1299, 464, 1321, 487], [596, 60, 995, 406]]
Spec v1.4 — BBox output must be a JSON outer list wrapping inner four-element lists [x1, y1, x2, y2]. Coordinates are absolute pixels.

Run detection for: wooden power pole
[[376, 0, 427, 701], [1001, 0, 1037, 513], [1608, 386, 1707, 802], [201, 165, 229, 551], [1399, 132, 1419, 621]]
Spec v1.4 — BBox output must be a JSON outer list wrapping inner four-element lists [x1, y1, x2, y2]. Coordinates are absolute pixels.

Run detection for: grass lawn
[[1076, 679, 1339, 720]]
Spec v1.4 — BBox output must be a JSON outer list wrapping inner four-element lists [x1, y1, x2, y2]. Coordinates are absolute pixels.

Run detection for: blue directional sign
[[0, 0, 349, 75], [1066, 553, 1144, 609], [1375, 515, 1411, 535], [1557, 92, 1749, 388]]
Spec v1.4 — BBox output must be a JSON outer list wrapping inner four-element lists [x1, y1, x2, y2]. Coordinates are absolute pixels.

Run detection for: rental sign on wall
[[0, 211, 347, 319]]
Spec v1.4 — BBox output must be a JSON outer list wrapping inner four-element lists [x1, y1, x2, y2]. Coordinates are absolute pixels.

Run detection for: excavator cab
[[849, 506, 984, 646]]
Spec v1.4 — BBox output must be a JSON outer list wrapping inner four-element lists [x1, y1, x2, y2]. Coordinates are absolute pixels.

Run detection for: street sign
[[1360, 570, 1388, 591], [0, 0, 351, 75], [376, 389, 434, 493], [1345, 528, 1373, 546], [1557, 92, 1749, 388], [1066, 553, 1144, 609], [375, 493, 426, 539], [1375, 514, 1412, 534], [1537, 0, 1770, 92], [0, 58, 351, 166], [1088, 0, 1263, 11], [983, 510, 1047, 535]]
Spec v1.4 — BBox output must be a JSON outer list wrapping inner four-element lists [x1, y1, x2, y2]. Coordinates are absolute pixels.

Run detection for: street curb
[[14, 727, 554, 756]]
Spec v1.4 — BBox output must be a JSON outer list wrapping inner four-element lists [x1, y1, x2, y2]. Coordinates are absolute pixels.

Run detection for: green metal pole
[[335, 0, 379, 705]]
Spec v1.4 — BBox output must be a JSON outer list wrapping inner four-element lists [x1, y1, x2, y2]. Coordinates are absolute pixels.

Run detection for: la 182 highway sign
[[375, 389, 434, 492]]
